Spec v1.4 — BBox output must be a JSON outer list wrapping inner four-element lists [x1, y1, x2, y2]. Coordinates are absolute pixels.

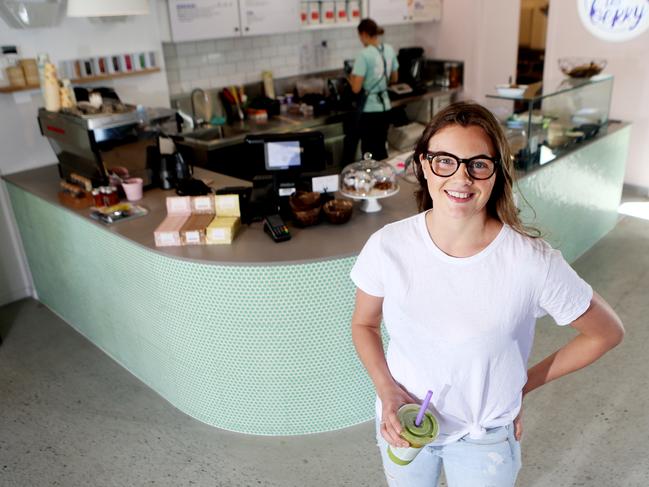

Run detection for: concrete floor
[[2, 211, 649, 487]]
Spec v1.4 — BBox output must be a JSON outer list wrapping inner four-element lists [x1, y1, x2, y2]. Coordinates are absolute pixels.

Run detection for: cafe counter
[[3, 121, 630, 435]]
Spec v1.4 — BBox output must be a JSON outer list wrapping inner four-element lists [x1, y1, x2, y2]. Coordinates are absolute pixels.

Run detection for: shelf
[[0, 84, 40, 93], [70, 67, 161, 84], [300, 22, 357, 30], [0, 67, 161, 94]]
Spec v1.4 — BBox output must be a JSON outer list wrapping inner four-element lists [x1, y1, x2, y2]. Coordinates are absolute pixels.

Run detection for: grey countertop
[[4, 165, 419, 266], [4, 122, 627, 267], [177, 86, 462, 150]]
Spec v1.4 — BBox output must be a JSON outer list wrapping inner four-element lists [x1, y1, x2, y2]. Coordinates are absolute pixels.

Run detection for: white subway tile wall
[[163, 25, 416, 96]]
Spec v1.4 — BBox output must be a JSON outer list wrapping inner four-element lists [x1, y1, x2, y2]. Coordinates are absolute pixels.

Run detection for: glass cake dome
[[340, 153, 399, 212]]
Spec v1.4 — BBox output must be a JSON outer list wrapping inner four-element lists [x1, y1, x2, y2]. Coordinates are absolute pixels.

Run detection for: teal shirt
[[352, 43, 398, 113]]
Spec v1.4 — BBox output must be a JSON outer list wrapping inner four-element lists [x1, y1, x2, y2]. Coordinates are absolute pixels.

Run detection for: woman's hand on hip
[[513, 407, 523, 441], [378, 383, 417, 448]]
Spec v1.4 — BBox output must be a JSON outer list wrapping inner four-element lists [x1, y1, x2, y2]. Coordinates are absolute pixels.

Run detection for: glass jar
[[96, 186, 119, 207], [91, 189, 103, 207], [447, 63, 461, 88]]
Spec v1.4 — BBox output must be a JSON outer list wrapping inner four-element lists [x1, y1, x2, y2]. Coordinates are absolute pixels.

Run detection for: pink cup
[[122, 177, 143, 201]]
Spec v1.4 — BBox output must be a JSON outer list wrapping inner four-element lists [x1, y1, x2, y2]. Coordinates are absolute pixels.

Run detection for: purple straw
[[415, 390, 433, 427]]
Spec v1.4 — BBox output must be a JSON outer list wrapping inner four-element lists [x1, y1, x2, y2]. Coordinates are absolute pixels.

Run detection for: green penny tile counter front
[[7, 184, 373, 435], [3, 122, 630, 436], [515, 124, 631, 263]]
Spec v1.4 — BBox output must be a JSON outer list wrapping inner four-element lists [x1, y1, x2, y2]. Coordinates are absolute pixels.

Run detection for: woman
[[350, 102, 624, 486], [345, 18, 398, 162]]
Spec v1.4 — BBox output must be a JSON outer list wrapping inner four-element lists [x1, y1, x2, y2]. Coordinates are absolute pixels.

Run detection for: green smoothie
[[387, 404, 439, 466]]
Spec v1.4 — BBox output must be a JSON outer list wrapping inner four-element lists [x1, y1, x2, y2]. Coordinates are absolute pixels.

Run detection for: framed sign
[[578, 0, 649, 41], [168, 0, 240, 42]]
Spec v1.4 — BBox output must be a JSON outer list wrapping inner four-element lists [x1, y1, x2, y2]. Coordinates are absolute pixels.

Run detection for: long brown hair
[[413, 101, 540, 238]]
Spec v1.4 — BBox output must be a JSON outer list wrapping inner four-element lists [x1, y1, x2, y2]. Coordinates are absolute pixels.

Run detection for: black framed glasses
[[424, 151, 500, 180]]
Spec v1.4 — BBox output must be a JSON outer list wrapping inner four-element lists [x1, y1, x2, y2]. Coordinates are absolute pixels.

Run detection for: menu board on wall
[[578, 0, 649, 42], [168, 0, 240, 42], [239, 0, 299, 35]]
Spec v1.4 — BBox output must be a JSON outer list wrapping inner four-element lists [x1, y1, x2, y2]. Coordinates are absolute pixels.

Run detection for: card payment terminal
[[264, 214, 291, 242]]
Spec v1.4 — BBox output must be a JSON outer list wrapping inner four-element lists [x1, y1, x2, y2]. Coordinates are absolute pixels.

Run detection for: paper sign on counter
[[312, 175, 339, 193]]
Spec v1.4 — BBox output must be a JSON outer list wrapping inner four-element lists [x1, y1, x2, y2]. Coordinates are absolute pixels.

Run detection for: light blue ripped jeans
[[376, 419, 522, 487]]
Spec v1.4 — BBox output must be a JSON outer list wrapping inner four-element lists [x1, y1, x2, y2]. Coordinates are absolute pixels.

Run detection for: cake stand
[[340, 186, 400, 213]]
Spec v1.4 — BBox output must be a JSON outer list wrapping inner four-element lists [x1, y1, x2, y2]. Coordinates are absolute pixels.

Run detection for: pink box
[[154, 215, 190, 247], [166, 196, 192, 214], [153, 196, 192, 247]]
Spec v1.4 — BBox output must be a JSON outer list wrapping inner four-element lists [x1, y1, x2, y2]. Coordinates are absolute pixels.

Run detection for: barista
[[344, 18, 398, 162]]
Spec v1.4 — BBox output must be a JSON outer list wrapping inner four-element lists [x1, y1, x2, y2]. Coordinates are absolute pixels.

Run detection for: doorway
[[516, 0, 549, 86]]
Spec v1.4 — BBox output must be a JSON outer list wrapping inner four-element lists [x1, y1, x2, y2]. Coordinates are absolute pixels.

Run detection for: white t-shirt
[[350, 211, 593, 445]]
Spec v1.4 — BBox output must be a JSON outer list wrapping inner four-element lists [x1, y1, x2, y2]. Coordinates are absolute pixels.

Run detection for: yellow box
[[214, 194, 240, 217], [206, 217, 240, 245]]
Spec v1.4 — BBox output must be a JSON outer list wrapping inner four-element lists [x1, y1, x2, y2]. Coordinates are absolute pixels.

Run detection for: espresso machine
[[397, 47, 426, 94], [38, 103, 178, 188]]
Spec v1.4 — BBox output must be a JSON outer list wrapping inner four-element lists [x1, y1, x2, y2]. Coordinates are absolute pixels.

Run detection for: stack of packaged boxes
[[154, 194, 241, 247]]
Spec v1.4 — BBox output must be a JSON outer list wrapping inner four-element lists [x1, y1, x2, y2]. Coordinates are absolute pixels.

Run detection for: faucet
[[190, 88, 206, 127]]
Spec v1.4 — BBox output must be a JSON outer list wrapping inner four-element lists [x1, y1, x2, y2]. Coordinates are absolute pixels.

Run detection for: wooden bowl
[[290, 206, 321, 227], [289, 191, 322, 227], [323, 198, 353, 224], [289, 191, 321, 210]]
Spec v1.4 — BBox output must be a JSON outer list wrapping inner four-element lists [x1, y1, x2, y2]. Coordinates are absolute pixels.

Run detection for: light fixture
[[0, 1, 65, 28], [67, 0, 149, 17]]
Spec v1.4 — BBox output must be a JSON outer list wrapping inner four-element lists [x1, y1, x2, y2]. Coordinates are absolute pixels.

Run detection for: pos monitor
[[244, 131, 326, 217], [243, 131, 326, 176]]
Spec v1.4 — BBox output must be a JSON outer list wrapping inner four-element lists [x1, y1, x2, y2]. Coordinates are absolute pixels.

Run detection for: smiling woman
[[350, 101, 625, 487], [412, 102, 537, 242]]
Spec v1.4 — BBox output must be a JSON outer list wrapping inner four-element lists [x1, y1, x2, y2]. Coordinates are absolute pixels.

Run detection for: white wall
[[414, 0, 521, 106], [416, 0, 648, 191], [0, 1, 171, 306], [0, 7, 170, 174], [544, 0, 649, 190], [162, 25, 417, 96], [0, 181, 31, 305]]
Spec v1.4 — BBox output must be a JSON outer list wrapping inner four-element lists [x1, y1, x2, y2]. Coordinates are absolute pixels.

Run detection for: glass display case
[[486, 74, 614, 171]]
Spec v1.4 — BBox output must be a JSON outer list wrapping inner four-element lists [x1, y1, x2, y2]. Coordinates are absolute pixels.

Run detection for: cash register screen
[[244, 132, 325, 175], [264, 140, 302, 170]]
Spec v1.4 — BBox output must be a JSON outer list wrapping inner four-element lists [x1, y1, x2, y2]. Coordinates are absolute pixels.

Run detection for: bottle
[[42, 62, 61, 112], [60, 79, 76, 109], [448, 63, 461, 88]]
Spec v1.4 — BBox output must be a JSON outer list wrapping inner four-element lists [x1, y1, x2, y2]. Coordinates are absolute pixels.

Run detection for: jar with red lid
[[95, 186, 119, 207], [91, 189, 103, 207]]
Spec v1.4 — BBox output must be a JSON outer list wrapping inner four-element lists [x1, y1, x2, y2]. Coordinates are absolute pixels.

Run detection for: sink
[[185, 127, 226, 141], [183, 124, 250, 143]]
